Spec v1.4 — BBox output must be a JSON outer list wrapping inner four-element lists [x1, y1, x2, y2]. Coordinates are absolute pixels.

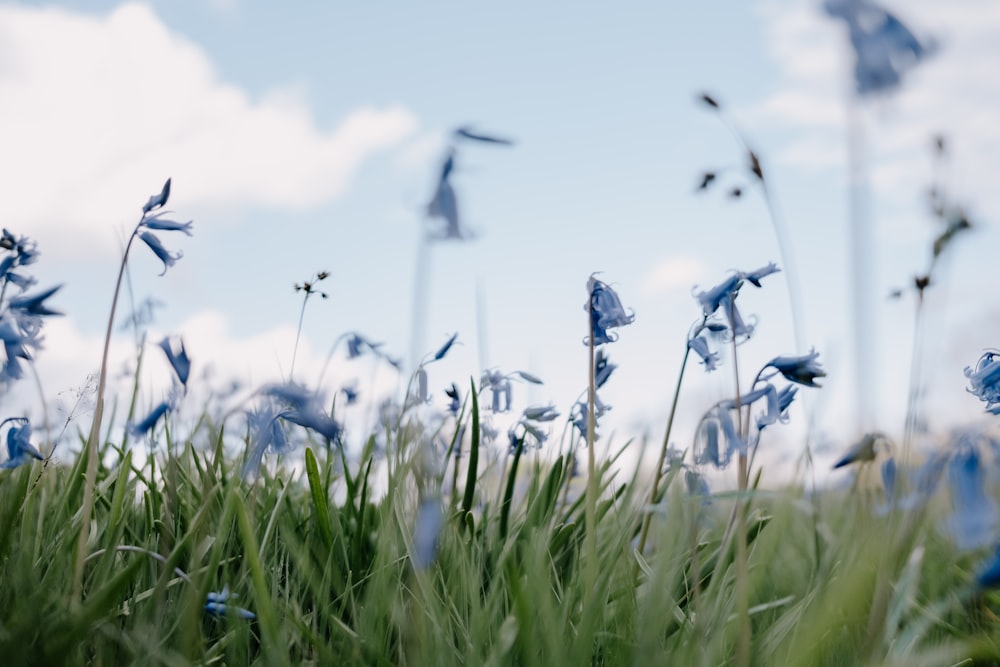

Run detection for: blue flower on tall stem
[[586, 274, 635, 346], [0, 418, 43, 469]]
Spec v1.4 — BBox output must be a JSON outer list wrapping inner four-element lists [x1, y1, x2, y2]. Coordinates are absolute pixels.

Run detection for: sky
[[2, 0, 999, 479]]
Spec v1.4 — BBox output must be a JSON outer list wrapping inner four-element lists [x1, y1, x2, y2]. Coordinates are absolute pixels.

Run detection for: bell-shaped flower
[[688, 334, 720, 372], [945, 444, 998, 550], [594, 349, 617, 387], [0, 419, 43, 469], [262, 383, 341, 442], [205, 586, 256, 620], [823, 0, 936, 96], [138, 231, 183, 276], [8, 285, 62, 318], [142, 178, 171, 214], [586, 274, 635, 346], [142, 213, 193, 236], [158, 336, 191, 389], [767, 349, 826, 387], [128, 401, 172, 438], [966, 351, 1000, 414]]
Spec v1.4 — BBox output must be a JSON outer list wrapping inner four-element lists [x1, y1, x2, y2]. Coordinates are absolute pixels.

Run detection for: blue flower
[[142, 178, 171, 214], [481, 370, 512, 413], [767, 349, 826, 387], [453, 126, 514, 146], [965, 351, 1000, 414], [129, 401, 171, 438], [743, 262, 781, 287], [977, 546, 1000, 588], [571, 396, 610, 442], [157, 336, 191, 389], [340, 385, 359, 405], [142, 213, 193, 236], [594, 349, 617, 388], [0, 419, 43, 469], [688, 335, 720, 372], [444, 383, 461, 415], [823, 0, 936, 95], [205, 586, 256, 620], [522, 405, 559, 422], [945, 444, 997, 550], [695, 272, 744, 317], [262, 383, 341, 441], [433, 333, 459, 361], [586, 274, 635, 346], [426, 150, 463, 240], [695, 406, 744, 469], [138, 231, 182, 276], [241, 402, 289, 480], [412, 497, 443, 570], [832, 432, 883, 469], [8, 285, 63, 317]]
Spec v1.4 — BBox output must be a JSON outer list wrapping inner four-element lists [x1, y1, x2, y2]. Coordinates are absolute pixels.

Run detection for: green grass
[[1, 395, 999, 666]]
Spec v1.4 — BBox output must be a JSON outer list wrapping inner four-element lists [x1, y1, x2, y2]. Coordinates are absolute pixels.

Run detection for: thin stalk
[[730, 324, 751, 667], [584, 300, 598, 592], [73, 227, 140, 604], [289, 293, 309, 380], [637, 335, 696, 555], [409, 238, 431, 374]]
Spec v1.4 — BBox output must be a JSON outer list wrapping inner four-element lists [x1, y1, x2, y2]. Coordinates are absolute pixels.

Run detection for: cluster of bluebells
[[426, 126, 513, 241], [685, 263, 825, 469], [0, 228, 62, 388], [343, 332, 402, 370], [822, 0, 936, 96], [242, 382, 342, 480], [508, 403, 560, 453], [135, 179, 193, 275]]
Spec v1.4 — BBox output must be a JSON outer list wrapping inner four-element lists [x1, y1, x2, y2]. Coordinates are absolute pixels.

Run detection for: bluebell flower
[[481, 370, 512, 413], [767, 349, 826, 387], [453, 126, 514, 146], [427, 151, 463, 240], [756, 384, 798, 431], [0, 419, 43, 469], [823, 0, 936, 96], [129, 401, 172, 438], [205, 586, 256, 620], [571, 396, 610, 442], [977, 546, 1000, 588], [832, 432, 883, 469], [262, 383, 341, 442], [743, 262, 781, 287], [514, 370, 543, 384], [8, 285, 63, 317], [874, 457, 898, 516], [241, 401, 288, 480], [688, 335, 720, 372], [142, 213, 193, 236], [142, 178, 171, 214], [695, 406, 744, 469], [965, 351, 1000, 414], [340, 385, 359, 405], [594, 349, 617, 388], [138, 231, 182, 276], [695, 272, 744, 318], [522, 405, 559, 422], [945, 444, 997, 550], [157, 336, 190, 389], [0, 318, 37, 383], [433, 333, 459, 361], [412, 497, 444, 570], [586, 274, 635, 346], [444, 383, 461, 416]]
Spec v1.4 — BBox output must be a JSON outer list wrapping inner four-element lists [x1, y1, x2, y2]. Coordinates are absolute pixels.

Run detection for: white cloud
[[641, 256, 709, 295], [0, 3, 418, 254]]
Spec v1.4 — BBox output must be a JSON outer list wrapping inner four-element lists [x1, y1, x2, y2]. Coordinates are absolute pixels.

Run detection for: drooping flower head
[[586, 274, 635, 346], [823, 0, 937, 96], [158, 336, 191, 389], [966, 351, 1000, 414], [766, 349, 826, 387], [0, 418, 43, 469], [135, 179, 192, 276]]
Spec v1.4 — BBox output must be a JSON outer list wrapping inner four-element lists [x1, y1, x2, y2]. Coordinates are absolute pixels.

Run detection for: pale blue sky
[[2, 0, 998, 473]]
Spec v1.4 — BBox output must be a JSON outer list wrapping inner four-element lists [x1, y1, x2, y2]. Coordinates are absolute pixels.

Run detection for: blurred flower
[[945, 444, 997, 550], [586, 274, 635, 346], [412, 497, 443, 570], [262, 383, 341, 441], [688, 334, 720, 372], [426, 150, 463, 240], [241, 401, 289, 480], [158, 336, 191, 389], [340, 385, 359, 405], [128, 401, 171, 438], [453, 126, 514, 145], [444, 383, 461, 416], [138, 231, 183, 276], [594, 349, 617, 387], [8, 285, 62, 318], [205, 586, 256, 620], [142, 178, 171, 214], [0, 419, 43, 469], [823, 0, 936, 95], [767, 349, 826, 387], [433, 333, 459, 361], [142, 213, 193, 236], [965, 351, 1000, 414], [523, 405, 559, 422], [832, 432, 884, 469]]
